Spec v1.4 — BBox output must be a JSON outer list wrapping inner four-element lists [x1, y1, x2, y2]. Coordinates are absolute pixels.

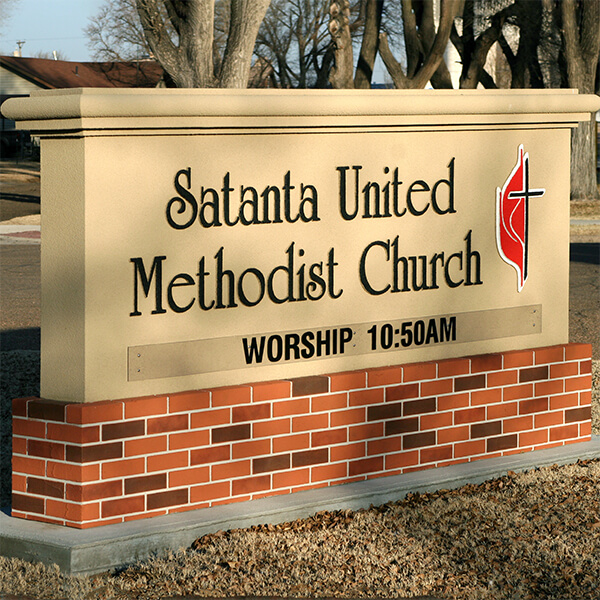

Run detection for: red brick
[[367, 402, 402, 422], [311, 393, 347, 413], [504, 416, 533, 433], [534, 412, 564, 428], [565, 375, 592, 392], [272, 433, 309, 453], [169, 390, 210, 413], [148, 414, 188, 434], [580, 422, 591, 436], [212, 385, 252, 407], [273, 468, 310, 488], [504, 384, 533, 401], [579, 390, 592, 406], [349, 422, 383, 441], [437, 358, 470, 377], [421, 378, 453, 396], [404, 397, 436, 416], [232, 439, 271, 459], [579, 359, 592, 374], [47, 461, 99, 482], [330, 442, 365, 462], [13, 418, 46, 439], [12, 436, 26, 454], [292, 413, 329, 432], [190, 408, 230, 429], [212, 423, 250, 443], [101, 458, 145, 479], [550, 362, 579, 378], [147, 489, 188, 510], [292, 448, 328, 468], [385, 417, 419, 436], [403, 362, 436, 382], [232, 475, 270, 495], [487, 434, 517, 452], [67, 400, 124, 424], [12, 397, 31, 417], [349, 388, 384, 406], [535, 346, 564, 364], [252, 381, 291, 402], [68, 479, 122, 501], [102, 420, 145, 441], [519, 429, 548, 447], [403, 431, 436, 450], [535, 380, 563, 396], [12, 493, 45, 514], [329, 408, 364, 427], [519, 366, 549, 383], [386, 383, 420, 402], [487, 370, 519, 387], [232, 403, 271, 423], [454, 407, 485, 425], [471, 421, 502, 439], [191, 445, 230, 465], [46, 499, 100, 523], [311, 463, 348, 482], [550, 393, 579, 411], [190, 481, 230, 503], [438, 393, 469, 411], [253, 418, 290, 438], [471, 389, 502, 406], [455, 374, 486, 392], [471, 353, 502, 373], [12, 474, 26, 493], [125, 510, 168, 522], [420, 445, 453, 464], [487, 401, 518, 420], [122, 396, 167, 419], [169, 429, 210, 451], [565, 406, 591, 423], [519, 397, 548, 415], [28, 477, 64, 499], [367, 366, 402, 387], [102, 495, 145, 518], [213, 459, 251, 479], [368, 436, 403, 456], [125, 435, 166, 457], [349, 456, 383, 476], [147, 450, 188, 472], [273, 398, 309, 417], [454, 440, 486, 458], [28, 399, 66, 422], [312, 428, 347, 447], [437, 425, 469, 444], [564, 344, 591, 360], [292, 376, 328, 397], [28, 439, 64, 460], [329, 371, 367, 392], [48, 423, 101, 444], [170, 466, 210, 487], [385, 450, 419, 470], [503, 349, 534, 368], [420, 412, 453, 430], [549, 424, 578, 442]]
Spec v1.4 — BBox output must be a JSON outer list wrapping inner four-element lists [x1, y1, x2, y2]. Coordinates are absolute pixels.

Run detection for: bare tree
[[134, 0, 271, 87], [85, 0, 151, 61]]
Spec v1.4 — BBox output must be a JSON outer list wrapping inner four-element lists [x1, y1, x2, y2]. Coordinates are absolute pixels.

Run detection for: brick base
[[12, 343, 592, 528]]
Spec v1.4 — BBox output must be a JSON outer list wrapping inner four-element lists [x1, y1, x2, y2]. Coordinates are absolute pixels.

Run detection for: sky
[[0, 0, 104, 61]]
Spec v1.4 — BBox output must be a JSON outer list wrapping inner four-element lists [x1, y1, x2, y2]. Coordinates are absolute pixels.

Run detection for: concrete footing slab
[[2, 436, 599, 576]]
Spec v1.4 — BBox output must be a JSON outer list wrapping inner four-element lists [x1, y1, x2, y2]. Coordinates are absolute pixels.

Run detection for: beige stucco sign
[[4, 89, 599, 403]]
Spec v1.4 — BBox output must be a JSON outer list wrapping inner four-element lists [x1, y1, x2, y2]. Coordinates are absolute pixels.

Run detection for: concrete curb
[[2, 436, 599, 576]]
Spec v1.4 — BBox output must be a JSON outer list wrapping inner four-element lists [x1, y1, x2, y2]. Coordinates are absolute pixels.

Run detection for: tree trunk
[[329, 0, 355, 88], [219, 0, 271, 87], [354, 0, 384, 88], [562, 0, 600, 200]]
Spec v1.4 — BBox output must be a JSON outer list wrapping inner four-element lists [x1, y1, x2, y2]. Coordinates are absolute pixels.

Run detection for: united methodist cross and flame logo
[[496, 145, 545, 292]]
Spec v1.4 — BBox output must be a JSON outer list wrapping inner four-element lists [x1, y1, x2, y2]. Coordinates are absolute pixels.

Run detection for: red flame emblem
[[496, 145, 545, 291]]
